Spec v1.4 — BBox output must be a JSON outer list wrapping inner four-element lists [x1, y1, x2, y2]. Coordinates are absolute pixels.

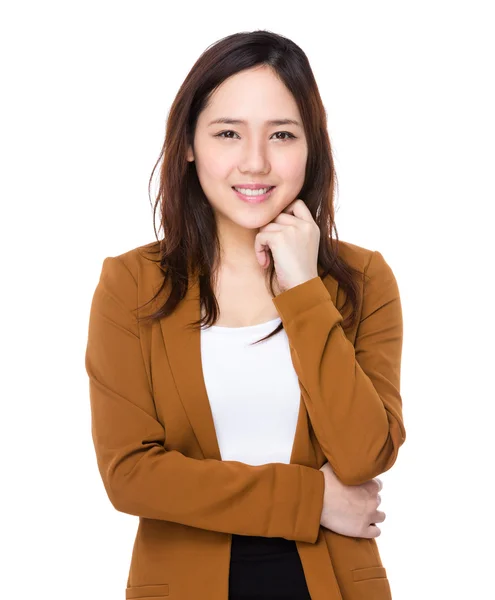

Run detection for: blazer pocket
[[352, 565, 387, 582], [125, 583, 170, 598]]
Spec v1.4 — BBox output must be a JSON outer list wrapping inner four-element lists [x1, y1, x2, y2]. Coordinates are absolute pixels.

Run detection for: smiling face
[[186, 65, 308, 233]]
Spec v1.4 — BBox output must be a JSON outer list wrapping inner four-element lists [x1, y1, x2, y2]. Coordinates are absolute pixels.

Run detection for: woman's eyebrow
[[207, 118, 301, 127]]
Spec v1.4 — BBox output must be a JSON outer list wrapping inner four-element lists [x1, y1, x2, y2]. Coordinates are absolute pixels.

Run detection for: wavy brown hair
[[137, 29, 364, 345]]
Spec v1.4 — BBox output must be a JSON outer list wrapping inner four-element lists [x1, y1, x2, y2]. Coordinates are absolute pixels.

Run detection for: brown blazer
[[85, 239, 405, 600]]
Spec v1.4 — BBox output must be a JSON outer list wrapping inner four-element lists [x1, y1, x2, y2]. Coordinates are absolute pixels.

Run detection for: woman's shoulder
[[336, 239, 400, 297], [330, 238, 375, 273], [108, 240, 162, 276]]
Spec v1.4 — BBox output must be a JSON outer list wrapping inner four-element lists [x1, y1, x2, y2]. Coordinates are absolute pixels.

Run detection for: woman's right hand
[[319, 462, 385, 539]]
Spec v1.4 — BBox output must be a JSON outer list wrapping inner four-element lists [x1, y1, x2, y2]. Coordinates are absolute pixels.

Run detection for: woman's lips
[[232, 186, 276, 204]]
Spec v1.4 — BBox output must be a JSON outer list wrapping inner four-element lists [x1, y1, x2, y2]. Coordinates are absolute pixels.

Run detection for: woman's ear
[[186, 146, 194, 162]]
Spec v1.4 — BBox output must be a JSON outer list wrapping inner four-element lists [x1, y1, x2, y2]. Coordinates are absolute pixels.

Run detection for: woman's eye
[[215, 130, 296, 141], [273, 131, 296, 141], [216, 130, 239, 139]]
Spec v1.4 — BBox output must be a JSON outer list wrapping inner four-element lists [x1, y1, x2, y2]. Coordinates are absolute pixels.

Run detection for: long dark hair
[[137, 29, 364, 345]]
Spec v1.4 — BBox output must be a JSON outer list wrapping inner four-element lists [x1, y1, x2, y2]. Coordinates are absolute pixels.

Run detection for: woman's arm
[[85, 256, 324, 543], [272, 250, 406, 486]]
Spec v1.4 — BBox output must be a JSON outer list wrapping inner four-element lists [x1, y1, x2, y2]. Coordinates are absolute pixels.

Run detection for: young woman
[[85, 30, 405, 600]]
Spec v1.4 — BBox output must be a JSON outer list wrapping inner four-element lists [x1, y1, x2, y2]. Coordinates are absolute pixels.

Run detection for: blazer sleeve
[[85, 256, 325, 543], [272, 250, 406, 486]]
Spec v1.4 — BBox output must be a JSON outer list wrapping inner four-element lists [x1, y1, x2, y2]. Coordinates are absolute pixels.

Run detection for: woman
[[85, 30, 405, 600]]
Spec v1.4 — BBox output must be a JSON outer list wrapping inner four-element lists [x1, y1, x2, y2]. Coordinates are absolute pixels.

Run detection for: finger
[[282, 198, 314, 223], [367, 524, 381, 538], [258, 248, 269, 268], [263, 250, 269, 268], [372, 510, 386, 524], [271, 211, 298, 224], [362, 478, 381, 494], [258, 222, 284, 232], [254, 232, 270, 265]]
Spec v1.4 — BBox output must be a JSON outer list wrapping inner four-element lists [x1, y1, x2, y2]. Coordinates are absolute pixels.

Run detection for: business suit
[[85, 238, 405, 599]]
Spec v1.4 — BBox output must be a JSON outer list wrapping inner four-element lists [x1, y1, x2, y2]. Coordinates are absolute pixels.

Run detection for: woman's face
[[187, 65, 308, 231]]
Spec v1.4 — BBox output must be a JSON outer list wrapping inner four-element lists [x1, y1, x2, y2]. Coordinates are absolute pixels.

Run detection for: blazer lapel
[[155, 259, 339, 468], [159, 273, 223, 461]]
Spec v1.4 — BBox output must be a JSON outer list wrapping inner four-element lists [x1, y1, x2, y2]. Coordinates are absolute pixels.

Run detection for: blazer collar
[[147, 255, 339, 468]]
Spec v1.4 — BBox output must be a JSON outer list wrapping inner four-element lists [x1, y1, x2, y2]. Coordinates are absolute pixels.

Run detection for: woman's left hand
[[254, 198, 321, 293]]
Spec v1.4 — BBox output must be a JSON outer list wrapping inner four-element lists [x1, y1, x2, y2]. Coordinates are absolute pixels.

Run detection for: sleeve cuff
[[296, 466, 325, 544], [272, 276, 342, 326]]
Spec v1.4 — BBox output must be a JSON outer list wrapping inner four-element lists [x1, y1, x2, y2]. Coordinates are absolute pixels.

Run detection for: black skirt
[[228, 534, 312, 599]]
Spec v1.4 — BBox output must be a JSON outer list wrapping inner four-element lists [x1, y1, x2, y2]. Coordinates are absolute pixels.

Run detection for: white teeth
[[234, 187, 272, 196]]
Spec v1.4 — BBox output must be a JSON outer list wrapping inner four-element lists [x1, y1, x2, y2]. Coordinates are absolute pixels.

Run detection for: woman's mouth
[[232, 186, 276, 204]]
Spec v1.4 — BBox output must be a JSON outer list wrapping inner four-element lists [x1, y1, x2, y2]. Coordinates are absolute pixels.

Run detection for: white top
[[200, 316, 302, 466]]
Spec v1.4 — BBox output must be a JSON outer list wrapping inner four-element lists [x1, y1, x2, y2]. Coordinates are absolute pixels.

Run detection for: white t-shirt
[[200, 316, 301, 465]]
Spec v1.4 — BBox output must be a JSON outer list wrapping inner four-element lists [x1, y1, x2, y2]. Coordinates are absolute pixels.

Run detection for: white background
[[1, 1, 493, 598]]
